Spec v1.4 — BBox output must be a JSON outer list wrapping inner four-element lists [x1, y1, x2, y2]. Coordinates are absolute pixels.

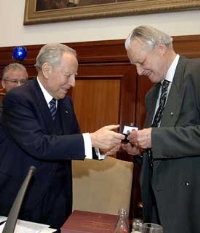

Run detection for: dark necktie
[[149, 80, 170, 165], [151, 80, 170, 127], [49, 98, 57, 120], [142, 80, 170, 222]]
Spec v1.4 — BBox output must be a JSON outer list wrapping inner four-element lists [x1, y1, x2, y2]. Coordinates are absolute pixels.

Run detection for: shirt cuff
[[83, 133, 93, 159], [94, 148, 106, 160], [82, 133, 106, 160]]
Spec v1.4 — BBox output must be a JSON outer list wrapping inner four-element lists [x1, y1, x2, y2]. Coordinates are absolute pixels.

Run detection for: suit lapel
[[58, 98, 73, 134], [144, 83, 160, 127], [32, 79, 55, 134], [32, 79, 76, 135], [160, 56, 187, 127], [153, 56, 187, 171]]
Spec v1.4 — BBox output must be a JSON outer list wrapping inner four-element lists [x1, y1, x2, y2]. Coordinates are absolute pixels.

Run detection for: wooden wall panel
[[72, 62, 138, 133], [72, 78, 120, 132]]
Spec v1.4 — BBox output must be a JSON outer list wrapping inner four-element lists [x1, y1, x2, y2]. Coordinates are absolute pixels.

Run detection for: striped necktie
[[49, 98, 57, 120], [151, 80, 170, 127], [148, 80, 170, 165]]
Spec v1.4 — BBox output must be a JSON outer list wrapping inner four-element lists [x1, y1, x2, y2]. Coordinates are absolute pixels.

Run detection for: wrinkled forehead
[[55, 52, 78, 73], [127, 38, 150, 63], [5, 69, 27, 78], [129, 37, 150, 52]]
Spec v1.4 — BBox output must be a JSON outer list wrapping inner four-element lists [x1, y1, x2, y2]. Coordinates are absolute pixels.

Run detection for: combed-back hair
[[35, 43, 77, 70], [125, 25, 173, 50]]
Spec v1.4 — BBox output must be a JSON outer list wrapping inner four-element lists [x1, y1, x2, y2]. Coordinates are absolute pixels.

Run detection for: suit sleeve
[[2, 91, 85, 161]]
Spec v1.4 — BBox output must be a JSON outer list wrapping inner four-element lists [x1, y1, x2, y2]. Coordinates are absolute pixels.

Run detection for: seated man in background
[[0, 63, 28, 114], [0, 43, 124, 230]]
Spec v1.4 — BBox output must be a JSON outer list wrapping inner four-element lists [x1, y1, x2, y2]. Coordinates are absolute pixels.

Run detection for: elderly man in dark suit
[[122, 25, 200, 233], [0, 43, 124, 229]]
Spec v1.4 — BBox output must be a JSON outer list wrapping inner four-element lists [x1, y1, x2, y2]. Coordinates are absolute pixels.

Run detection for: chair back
[[72, 156, 133, 215]]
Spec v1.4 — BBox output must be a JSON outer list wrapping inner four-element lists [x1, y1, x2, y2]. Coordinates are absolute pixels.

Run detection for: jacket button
[[170, 112, 174, 116], [183, 182, 190, 186]]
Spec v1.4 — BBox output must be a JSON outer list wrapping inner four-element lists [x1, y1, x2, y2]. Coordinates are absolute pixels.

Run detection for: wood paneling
[[72, 78, 120, 132], [71, 61, 138, 133]]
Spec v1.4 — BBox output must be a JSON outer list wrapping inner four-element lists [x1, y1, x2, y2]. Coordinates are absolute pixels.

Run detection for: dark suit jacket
[[140, 55, 200, 233], [0, 99, 3, 115], [0, 78, 86, 228]]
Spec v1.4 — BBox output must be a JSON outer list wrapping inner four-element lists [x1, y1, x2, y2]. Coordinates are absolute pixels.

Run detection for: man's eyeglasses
[[3, 78, 27, 85]]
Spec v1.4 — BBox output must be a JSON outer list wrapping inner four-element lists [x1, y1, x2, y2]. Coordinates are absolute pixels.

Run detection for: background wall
[[0, 0, 199, 47]]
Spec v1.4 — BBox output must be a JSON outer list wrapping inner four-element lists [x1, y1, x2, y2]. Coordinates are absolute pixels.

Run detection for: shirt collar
[[164, 54, 180, 83], [37, 77, 53, 105]]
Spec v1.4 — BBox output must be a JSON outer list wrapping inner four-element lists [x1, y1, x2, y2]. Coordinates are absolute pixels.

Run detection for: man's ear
[[1, 80, 5, 89], [157, 41, 167, 54], [42, 62, 52, 78]]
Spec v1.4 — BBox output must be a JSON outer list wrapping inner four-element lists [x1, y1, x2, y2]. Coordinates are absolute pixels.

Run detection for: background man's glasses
[[3, 78, 27, 85]]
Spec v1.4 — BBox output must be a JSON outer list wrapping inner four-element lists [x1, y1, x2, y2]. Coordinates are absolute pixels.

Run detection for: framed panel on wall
[[24, 0, 200, 25]]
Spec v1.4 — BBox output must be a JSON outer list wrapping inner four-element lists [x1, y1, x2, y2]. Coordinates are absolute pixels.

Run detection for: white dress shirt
[[153, 54, 180, 126]]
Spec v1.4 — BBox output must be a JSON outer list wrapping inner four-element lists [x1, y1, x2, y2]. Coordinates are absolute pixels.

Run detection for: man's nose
[[68, 75, 75, 87], [136, 65, 144, 76]]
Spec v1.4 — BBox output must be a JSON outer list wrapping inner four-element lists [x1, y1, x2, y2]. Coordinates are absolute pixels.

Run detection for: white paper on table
[[0, 217, 56, 233], [41, 228, 57, 233], [0, 216, 7, 223]]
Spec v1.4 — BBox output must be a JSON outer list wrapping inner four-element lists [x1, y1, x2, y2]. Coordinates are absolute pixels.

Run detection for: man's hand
[[104, 144, 121, 156], [121, 143, 141, 155], [127, 128, 152, 149], [90, 125, 125, 150]]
